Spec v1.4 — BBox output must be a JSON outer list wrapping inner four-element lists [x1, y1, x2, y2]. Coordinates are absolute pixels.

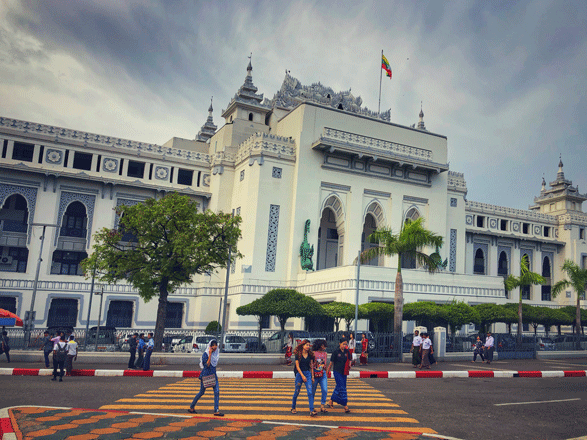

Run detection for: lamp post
[[354, 250, 361, 341], [24, 223, 59, 348], [95, 284, 104, 352], [83, 265, 97, 350], [219, 246, 231, 353]]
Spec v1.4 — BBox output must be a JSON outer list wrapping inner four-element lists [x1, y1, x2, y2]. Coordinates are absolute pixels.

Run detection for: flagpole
[[378, 49, 383, 114]]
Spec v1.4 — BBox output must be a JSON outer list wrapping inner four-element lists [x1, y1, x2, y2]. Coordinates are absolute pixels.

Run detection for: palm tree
[[552, 260, 587, 349], [505, 255, 545, 343], [361, 217, 444, 360]]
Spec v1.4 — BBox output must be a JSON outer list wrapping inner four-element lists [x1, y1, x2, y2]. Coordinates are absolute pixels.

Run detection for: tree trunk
[[279, 316, 287, 350], [154, 279, 169, 352], [576, 295, 582, 350], [393, 270, 404, 361], [517, 290, 523, 345], [257, 316, 263, 352]]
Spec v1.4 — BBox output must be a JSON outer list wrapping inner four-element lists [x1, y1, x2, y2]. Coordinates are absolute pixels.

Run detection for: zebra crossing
[[100, 377, 436, 434]]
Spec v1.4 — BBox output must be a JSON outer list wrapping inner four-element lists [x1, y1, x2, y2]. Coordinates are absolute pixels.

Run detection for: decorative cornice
[[364, 189, 391, 198], [235, 132, 295, 165], [322, 182, 351, 192], [466, 200, 557, 223], [404, 195, 428, 204], [0, 116, 211, 166]]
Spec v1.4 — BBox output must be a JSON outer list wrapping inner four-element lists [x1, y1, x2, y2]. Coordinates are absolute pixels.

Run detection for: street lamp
[[83, 265, 97, 351], [24, 223, 59, 348], [95, 284, 105, 352]]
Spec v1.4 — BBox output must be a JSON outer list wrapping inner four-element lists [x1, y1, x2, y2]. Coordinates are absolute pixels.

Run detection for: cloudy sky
[[1, 1, 585, 209]]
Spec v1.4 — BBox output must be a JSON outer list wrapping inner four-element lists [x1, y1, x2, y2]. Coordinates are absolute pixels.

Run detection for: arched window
[[541, 256, 552, 301], [474, 248, 485, 274], [361, 213, 381, 266], [47, 298, 78, 327], [106, 301, 133, 327], [498, 251, 508, 276], [0, 194, 28, 233], [317, 208, 339, 270], [248, 113, 254, 121], [405, 208, 420, 222], [60, 201, 87, 238]]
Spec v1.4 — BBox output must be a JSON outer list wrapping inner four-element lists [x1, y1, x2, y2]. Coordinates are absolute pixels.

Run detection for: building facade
[[1, 61, 586, 333]]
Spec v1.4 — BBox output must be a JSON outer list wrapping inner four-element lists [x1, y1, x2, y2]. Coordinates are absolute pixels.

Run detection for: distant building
[[1, 61, 586, 333]]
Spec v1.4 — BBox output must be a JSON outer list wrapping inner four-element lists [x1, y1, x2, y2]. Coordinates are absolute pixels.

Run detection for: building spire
[[557, 154, 565, 181], [196, 96, 217, 142], [417, 102, 426, 130], [234, 54, 264, 104]]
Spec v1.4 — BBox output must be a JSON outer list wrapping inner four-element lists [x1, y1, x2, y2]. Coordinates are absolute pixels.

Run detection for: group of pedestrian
[[127, 332, 154, 370], [410, 330, 435, 369], [187, 335, 356, 417], [472, 332, 494, 364], [40, 330, 78, 381]]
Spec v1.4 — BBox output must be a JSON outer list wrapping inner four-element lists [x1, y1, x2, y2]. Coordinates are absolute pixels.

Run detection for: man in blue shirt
[[142, 332, 154, 371], [135, 333, 145, 369]]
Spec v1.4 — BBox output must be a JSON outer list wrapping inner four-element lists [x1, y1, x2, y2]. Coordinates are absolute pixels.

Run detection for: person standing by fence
[[484, 332, 494, 364], [135, 334, 145, 369], [188, 340, 223, 416], [65, 335, 78, 375], [142, 332, 154, 371], [359, 333, 369, 366], [40, 331, 53, 368], [348, 333, 356, 366], [128, 333, 138, 369], [0, 331, 10, 363], [410, 330, 422, 368]]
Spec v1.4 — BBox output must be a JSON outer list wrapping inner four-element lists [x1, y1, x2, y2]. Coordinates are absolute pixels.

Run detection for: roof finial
[[557, 153, 565, 181], [541, 174, 546, 191], [247, 53, 252, 75], [417, 102, 426, 130], [208, 96, 213, 113]]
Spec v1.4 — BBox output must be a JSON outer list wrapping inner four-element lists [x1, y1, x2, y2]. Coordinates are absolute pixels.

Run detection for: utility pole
[[24, 223, 58, 348], [95, 284, 104, 352], [354, 250, 361, 341], [219, 246, 231, 353], [83, 265, 97, 350]]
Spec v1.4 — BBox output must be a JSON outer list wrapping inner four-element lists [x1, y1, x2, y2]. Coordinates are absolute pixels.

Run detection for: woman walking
[[312, 339, 329, 413], [284, 332, 294, 366], [359, 333, 369, 366], [291, 339, 316, 416], [188, 340, 224, 417], [327, 338, 352, 413], [419, 333, 433, 369], [348, 333, 356, 366], [472, 336, 485, 363]]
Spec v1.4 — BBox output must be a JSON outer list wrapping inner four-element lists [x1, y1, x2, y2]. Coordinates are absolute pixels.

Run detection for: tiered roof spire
[[417, 102, 426, 130], [235, 54, 264, 104], [196, 97, 217, 142]]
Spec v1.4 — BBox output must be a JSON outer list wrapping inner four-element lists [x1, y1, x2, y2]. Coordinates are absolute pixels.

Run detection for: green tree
[[205, 321, 222, 334], [552, 260, 587, 348], [236, 289, 324, 346], [81, 192, 242, 351], [403, 301, 443, 332], [361, 217, 444, 360], [359, 302, 394, 332], [505, 254, 546, 342], [322, 302, 357, 332], [442, 301, 480, 344], [473, 303, 516, 333]]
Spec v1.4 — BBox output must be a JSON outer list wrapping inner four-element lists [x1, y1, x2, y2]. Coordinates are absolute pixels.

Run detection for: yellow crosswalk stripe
[[100, 377, 436, 433]]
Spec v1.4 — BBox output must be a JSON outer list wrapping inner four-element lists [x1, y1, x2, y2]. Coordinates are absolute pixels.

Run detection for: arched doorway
[[541, 257, 552, 301], [316, 195, 344, 270], [474, 249, 485, 274]]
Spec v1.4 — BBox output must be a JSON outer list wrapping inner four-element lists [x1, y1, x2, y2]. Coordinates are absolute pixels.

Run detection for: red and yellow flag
[[382, 54, 392, 79]]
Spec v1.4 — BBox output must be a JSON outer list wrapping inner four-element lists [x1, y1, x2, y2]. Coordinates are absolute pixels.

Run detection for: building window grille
[[47, 298, 78, 327], [0, 296, 16, 313], [240, 170, 245, 181], [165, 302, 183, 328], [450, 198, 457, 207], [50, 250, 88, 276], [106, 301, 133, 327], [11, 142, 35, 162], [272, 167, 282, 178], [60, 202, 87, 238], [473, 248, 485, 274]]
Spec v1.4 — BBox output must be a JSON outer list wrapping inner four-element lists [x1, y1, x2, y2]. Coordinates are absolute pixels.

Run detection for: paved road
[[2, 357, 587, 439]]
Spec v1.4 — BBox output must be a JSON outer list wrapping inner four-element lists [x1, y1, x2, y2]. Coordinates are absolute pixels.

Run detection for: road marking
[[494, 398, 581, 406]]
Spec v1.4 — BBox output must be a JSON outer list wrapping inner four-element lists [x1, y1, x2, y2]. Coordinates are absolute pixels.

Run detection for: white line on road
[[494, 398, 581, 406]]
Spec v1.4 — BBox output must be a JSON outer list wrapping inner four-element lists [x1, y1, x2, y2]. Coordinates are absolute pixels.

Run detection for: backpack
[[55, 342, 68, 362]]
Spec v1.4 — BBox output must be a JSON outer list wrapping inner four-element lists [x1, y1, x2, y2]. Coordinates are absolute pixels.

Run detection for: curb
[[1, 367, 586, 378]]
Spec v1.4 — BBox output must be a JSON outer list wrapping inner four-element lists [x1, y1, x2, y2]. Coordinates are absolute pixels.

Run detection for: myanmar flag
[[382, 54, 392, 78]]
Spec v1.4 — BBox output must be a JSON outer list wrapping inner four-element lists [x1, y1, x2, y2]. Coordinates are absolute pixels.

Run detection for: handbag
[[201, 372, 216, 388]]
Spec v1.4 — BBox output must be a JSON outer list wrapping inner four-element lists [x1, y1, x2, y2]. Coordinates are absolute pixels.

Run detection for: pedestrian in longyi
[[128, 333, 138, 369], [188, 340, 224, 416], [359, 333, 369, 365], [291, 339, 317, 416], [327, 337, 352, 413], [472, 336, 485, 363], [419, 333, 433, 369], [410, 330, 422, 367]]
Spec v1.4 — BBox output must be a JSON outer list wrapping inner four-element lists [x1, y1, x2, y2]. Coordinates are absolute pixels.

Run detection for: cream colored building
[[1, 61, 586, 333]]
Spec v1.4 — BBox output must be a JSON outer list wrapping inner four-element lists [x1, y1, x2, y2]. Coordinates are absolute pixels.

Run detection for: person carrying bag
[[188, 340, 224, 417]]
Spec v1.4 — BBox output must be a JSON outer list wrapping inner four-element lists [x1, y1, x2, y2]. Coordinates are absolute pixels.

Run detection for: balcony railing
[[1, 220, 28, 233], [60, 227, 87, 238]]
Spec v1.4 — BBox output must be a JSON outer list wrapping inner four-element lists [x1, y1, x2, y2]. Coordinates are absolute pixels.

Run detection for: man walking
[[52, 335, 68, 382], [410, 330, 422, 368], [142, 332, 154, 371], [484, 332, 495, 364], [65, 335, 78, 375], [135, 333, 145, 369], [128, 333, 138, 369]]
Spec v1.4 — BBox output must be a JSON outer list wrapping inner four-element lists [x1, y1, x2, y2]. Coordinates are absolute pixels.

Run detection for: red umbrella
[[0, 309, 24, 326]]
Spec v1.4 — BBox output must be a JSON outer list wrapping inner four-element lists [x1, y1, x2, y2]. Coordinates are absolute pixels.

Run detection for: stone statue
[[299, 219, 314, 271]]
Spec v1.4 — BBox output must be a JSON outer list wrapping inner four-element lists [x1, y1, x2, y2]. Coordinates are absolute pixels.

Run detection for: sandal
[[310, 410, 318, 417], [290, 408, 297, 414], [214, 412, 224, 417], [187, 408, 196, 414], [320, 406, 328, 413], [344, 407, 351, 413], [327, 401, 334, 408]]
